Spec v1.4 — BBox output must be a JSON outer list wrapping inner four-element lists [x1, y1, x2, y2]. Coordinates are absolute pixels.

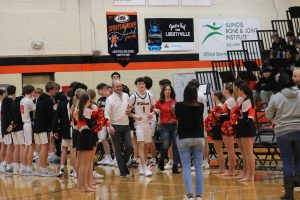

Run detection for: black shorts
[[76, 129, 96, 151], [72, 129, 79, 148], [212, 125, 223, 141], [240, 119, 256, 138]]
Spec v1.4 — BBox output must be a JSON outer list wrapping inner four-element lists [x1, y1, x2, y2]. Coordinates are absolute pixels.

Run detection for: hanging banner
[[199, 19, 260, 60], [145, 18, 194, 52], [148, 0, 179, 6], [113, 0, 146, 6], [182, 0, 211, 6], [106, 12, 139, 67]]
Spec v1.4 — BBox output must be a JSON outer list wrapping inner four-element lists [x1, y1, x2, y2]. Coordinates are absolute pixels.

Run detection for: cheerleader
[[86, 89, 104, 181], [233, 80, 246, 179], [221, 83, 237, 176], [74, 94, 96, 192], [210, 91, 225, 174], [235, 81, 257, 181]]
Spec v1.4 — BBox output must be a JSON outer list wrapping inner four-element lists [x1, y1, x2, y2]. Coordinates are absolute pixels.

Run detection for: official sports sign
[[199, 19, 260, 60]]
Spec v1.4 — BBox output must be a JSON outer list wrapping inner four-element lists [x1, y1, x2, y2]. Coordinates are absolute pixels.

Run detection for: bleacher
[[195, 6, 300, 171]]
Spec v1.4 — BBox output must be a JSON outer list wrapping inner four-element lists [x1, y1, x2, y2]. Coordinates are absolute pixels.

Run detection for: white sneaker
[[109, 158, 118, 167], [0, 165, 6, 173], [138, 165, 144, 175], [144, 166, 153, 177], [20, 168, 27, 176], [164, 161, 173, 170], [13, 167, 20, 175], [39, 169, 58, 177], [191, 166, 195, 171], [70, 169, 77, 178], [103, 156, 113, 166], [6, 165, 13, 173], [203, 159, 210, 169], [196, 197, 202, 200], [58, 168, 64, 177], [93, 171, 104, 179], [97, 155, 111, 165]]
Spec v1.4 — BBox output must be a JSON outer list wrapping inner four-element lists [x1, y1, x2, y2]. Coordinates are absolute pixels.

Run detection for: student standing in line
[[175, 83, 205, 200], [0, 85, 16, 173], [0, 89, 6, 168], [20, 85, 36, 175]]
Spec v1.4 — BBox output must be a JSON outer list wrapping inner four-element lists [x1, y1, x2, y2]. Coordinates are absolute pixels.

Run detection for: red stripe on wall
[[0, 61, 211, 74]]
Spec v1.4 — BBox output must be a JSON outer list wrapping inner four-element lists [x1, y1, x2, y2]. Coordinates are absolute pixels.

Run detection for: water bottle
[[147, 20, 162, 51]]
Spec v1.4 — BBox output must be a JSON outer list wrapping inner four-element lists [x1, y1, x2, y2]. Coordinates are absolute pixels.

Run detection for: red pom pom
[[221, 120, 235, 136]]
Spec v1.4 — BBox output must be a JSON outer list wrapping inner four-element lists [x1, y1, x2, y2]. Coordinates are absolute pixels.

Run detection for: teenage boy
[[20, 85, 36, 175], [34, 81, 58, 176], [0, 85, 16, 173], [129, 77, 155, 177]]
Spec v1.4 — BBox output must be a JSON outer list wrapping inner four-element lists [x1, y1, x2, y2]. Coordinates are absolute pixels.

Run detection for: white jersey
[[197, 92, 208, 120], [20, 96, 36, 123], [129, 91, 155, 125]]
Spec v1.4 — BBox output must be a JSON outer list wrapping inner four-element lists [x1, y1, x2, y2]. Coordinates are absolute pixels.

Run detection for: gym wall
[[0, 0, 298, 97]]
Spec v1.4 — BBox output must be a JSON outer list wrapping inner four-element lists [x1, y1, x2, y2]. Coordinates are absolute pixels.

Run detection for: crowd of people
[[0, 69, 300, 199]]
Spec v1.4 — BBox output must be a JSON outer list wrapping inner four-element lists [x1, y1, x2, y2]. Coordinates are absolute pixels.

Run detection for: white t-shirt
[[129, 91, 155, 125], [197, 92, 208, 120], [20, 96, 36, 123]]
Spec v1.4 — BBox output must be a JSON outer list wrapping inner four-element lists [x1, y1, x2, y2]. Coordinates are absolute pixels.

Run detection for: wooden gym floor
[[0, 164, 299, 200]]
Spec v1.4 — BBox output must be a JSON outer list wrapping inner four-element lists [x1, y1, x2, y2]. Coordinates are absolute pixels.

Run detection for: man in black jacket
[[0, 85, 16, 173], [271, 32, 286, 58], [34, 81, 59, 177]]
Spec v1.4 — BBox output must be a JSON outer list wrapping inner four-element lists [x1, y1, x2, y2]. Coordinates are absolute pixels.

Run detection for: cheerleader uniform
[[75, 108, 96, 151], [220, 97, 236, 136], [72, 113, 79, 148], [235, 97, 244, 139], [240, 98, 256, 138], [212, 103, 224, 141]]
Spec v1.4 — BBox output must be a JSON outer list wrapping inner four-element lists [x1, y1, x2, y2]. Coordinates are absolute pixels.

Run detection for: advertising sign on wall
[[199, 19, 260, 60], [106, 12, 139, 67], [145, 18, 194, 51], [182, 0, 211, 6], [148, 0, 179, 6]]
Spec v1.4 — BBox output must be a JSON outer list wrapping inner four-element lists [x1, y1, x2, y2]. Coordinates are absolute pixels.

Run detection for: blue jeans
[[177, 137, 205, 196], [160, 124, 180, 164], [277, 131, 300, 178]]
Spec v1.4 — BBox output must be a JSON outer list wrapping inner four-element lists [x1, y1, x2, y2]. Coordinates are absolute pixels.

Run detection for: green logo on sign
[[202, 22, 223, 45]]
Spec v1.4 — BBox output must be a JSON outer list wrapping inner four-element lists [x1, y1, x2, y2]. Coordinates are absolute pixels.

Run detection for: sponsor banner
[[199, 19, 260, 60], [148, 0, 179, 6], [182, 0, 211, 6], [113, 0, 146, 6], [145, 18, 194, 52], [106, 12, 139, 67]]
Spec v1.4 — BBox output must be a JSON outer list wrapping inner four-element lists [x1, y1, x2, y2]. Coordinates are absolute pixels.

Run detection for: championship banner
[[182, 0, 211, 6], [113, 0, 146, 6], [106, 12, 139, 67], [145, 18, 194, 52], [148, 0, 179, 6], [199, 19, 260, 60]]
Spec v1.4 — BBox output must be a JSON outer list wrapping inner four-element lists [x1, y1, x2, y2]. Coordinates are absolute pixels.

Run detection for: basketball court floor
[[0, 164, 299, 200]]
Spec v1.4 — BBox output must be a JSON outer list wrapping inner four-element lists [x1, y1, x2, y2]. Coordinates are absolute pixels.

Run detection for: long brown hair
[[159, 84, 176, 103], [183, 83, 198, 106], [78, 94, 90, 121]]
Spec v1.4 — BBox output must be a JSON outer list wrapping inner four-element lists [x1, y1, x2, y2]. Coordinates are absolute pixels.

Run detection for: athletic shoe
[[191, 166, 195, 171], [5, 165, 13, 173], [196, 197, 202, 200], [39, 169, 58, 177], [0, 165, 6, 173], [203, 159, 210, 169], [147, 158, 157, 169], [33, 155, 39, 162], [164, 161, 173, 170], [58, 168, 64, 177], [13, 167, 20, 175], [120, 174, 127, 178], [97, 155, 112, 165], [22, 169, 40, 176], [48, 155, 60, 164], [93, 171, 104, 179], [20, 168, 28, 176], [109, 158, 118, 167], [132, 159, 139, 168], [70, 169, 77, 178], [138, 165, 144, 175], [144, 166, 153, 177]]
